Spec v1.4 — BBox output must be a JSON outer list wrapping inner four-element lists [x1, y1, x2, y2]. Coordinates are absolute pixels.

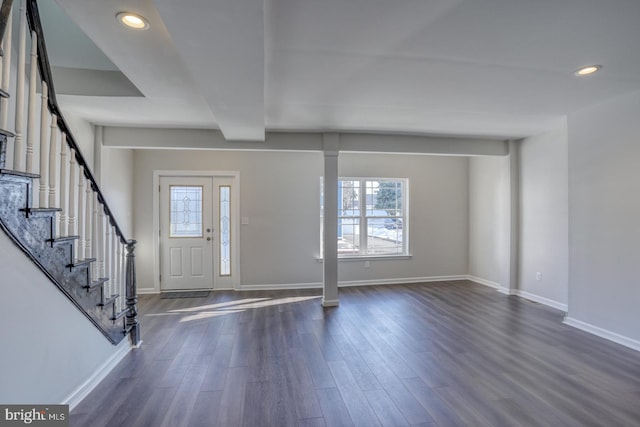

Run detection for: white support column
[[322, 133, 339, 307], [77, 168, 85, 261], [97, 197, 105, 281], [13, 0, 27, 171], [507, 139, 520, 294], [68, 149, 77, 243], [48, 115, 58, 209], [38, 82, 49, 207], [0, 5, 12, 130], [26, 30, 38, 173], [59, 134, 68, 234]]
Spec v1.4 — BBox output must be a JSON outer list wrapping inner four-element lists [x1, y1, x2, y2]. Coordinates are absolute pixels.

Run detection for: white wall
[[566, 90, 640, 343], [519, 124, 569, 306], [339, 153, 469, 282], [0, 232, 127, 404], [62, 110, 95, 168], [132, 148, 470, 291], [133, 149, 324, 290], [96, 128, 134, 237], [468, 155, 511, 288]]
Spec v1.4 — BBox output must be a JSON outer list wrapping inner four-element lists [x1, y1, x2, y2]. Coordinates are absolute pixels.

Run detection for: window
[[322, 178, 408, 257], [169, 185, 203, 238], [219, 185, 231, 276]]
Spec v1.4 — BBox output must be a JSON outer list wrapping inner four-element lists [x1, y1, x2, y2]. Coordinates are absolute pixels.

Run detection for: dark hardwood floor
[[70, 281, 640, 426]]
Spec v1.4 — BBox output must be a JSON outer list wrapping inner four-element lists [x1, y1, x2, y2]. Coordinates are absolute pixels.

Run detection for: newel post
[[125, 239, 141, 347]]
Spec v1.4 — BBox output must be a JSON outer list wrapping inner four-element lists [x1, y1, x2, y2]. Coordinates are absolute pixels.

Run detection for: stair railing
[[0, 0, 140, 346]]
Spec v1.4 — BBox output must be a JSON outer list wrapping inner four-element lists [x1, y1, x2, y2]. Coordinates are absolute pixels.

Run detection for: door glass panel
[[219, 185, 231, 276], [169, 185, 203, 238]]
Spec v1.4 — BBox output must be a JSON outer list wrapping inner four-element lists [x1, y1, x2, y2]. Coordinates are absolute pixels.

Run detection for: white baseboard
[[322, 299, 339, 307], [63, 339, 131, 410], [517, 290, 568, 312], [238, 275, 469, 291], [467, 276, 568, 311], [563, 317, 640, 352], [137, 288, 159, 295], [238, 282, 322, 291], [339, 275, 468, 287], [497, 287, 517, 295], [466, 275, 501, 289]]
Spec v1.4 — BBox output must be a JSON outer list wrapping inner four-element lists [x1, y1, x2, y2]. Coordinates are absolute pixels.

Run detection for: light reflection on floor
[[143, 295, 322, 323]]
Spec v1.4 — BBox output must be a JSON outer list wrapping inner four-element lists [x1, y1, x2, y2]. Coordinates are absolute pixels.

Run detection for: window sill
[[316, 254, 412, 262]]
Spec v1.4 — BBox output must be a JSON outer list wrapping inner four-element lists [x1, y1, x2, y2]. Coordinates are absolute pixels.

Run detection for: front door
[[160, 176, 214, 290]]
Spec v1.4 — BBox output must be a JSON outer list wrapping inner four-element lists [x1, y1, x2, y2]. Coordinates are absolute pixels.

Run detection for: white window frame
[[321, 177, 409, 259]]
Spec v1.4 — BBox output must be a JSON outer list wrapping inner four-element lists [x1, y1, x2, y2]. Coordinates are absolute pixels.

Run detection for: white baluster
[[111, 229, 117, 303], [38, 82, 49, 207], [59, 134, 67, 234], [0, 5, 12, 130], [13, 0, 27, 171], [68, 150, 77, 247], [85, 180, 92, 260], [121, 241, 126, 313], [26, 31, 38, 173], [77, 170, 85, 261], [48, 114, 57, 209], [104, 218, 111, 296], [117, 240, 123, 312], [93, 192, 104, 277]]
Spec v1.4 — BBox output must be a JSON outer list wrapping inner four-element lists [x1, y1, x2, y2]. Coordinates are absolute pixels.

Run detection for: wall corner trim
[[563, 317, 640, 353], [517, 290, 567, 312], [467, 275, 501, 289], [62, 339, 131, 410]]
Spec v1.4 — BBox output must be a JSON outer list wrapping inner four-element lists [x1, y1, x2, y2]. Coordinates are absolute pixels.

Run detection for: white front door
[[160, 176, 214, 290]]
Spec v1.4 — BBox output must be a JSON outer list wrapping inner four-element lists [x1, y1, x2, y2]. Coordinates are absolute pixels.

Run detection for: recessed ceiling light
[[574, 65, 602, 76], [116, 12, 149, 30]]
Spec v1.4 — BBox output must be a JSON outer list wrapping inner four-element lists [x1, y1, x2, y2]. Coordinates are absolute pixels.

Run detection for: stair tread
[[0, 88, 9, 99], [83, 277, 109, 290], [0, 169, 39, 178], [68, 258, 96, 268], [111, 306, 130, 321], [0, 128, 15, 138], [47, 235, 80, 244], [21, 207, 62, 213], [99, 294, 119, 307]]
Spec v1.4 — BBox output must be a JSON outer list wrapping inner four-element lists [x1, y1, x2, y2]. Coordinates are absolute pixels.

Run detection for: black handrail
[[25, 0, 128, 244]]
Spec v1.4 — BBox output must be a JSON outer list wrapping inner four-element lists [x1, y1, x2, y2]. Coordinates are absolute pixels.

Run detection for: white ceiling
[[51, 0, 640, 141]]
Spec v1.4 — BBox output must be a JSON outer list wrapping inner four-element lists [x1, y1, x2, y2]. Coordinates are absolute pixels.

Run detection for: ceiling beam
[[154, 0, 265, 141]]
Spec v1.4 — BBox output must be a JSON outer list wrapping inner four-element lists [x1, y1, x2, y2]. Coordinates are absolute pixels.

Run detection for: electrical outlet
[[365, 261, 370, 268], [536, 272, 542, 281]]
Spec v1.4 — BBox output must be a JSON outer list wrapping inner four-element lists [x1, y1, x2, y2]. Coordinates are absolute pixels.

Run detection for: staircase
[[0, 0, 140, 346]]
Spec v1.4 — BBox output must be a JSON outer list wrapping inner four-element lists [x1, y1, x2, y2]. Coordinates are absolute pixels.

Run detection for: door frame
[[152, 170, 240, 292]]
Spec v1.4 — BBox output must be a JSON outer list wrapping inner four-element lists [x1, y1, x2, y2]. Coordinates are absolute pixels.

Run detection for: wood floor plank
[[283, 348, 324, 420], [299, 333, 337, 389], [186, 391, 223, 427], [216, 366, 249, 427], [327, 360, 382, 427], [363, 388, 409, 426], [315, 387, 355, 427], [69, 282, 640, 427]]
